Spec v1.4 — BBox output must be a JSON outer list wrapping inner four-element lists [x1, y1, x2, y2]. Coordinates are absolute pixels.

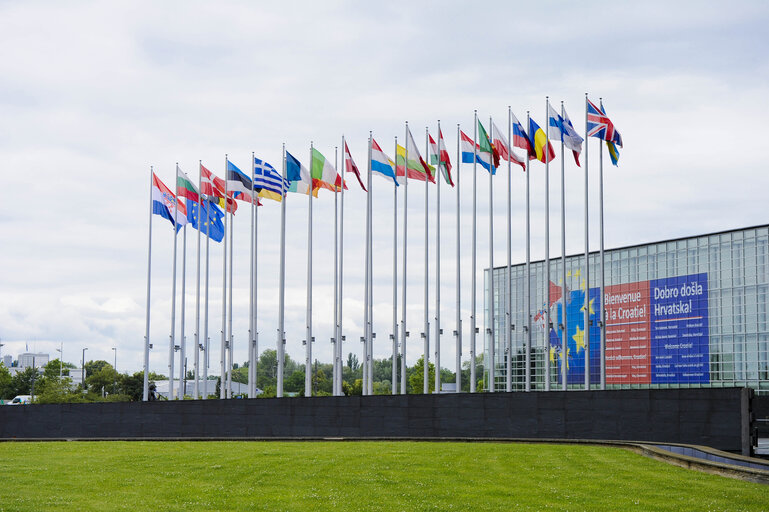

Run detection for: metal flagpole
[[435, 122, 442, 394], [455, 124, 462, 393], [423, 127, 430, 394], [143, 167, 153, 401], [363, 137, 371, 396], [488, 117, 495, 393], [220, 155, 228, 399], [277, 145, 286, 398], [249, 157, 255, 399], [560, 103, 568, 391], [251, 152, 259, 398], [544, 97, 551, 392], [333, 146, 339, 396], [506, 108, 513, 392], [305, 143, 314, 397], [470, 110, 477, 393], [194, 165, 202, 399], [338, 138, 346, 397], [525, 113, 531, 392], [367, 132, 374, 394], [179, 222, 187, 398], [227, 189, 234, 398], [584, 93, 591, 391], [203, 163, 211, 398], [599, 98, 606, 391], [169, 166, 179, 400], [392, 136, 399, 395], [400, 123, 409, 395]]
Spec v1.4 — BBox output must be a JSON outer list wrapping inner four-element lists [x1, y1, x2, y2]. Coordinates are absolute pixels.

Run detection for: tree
[[461, 355, 485, 392], [408, 356, 436, 394], [84, 360, 112, 379], [85, 366, 119, 395], [10, 367, 38, 396], [43, 358, 74, 379], [120, 372, 145, 401], [34, 377, 83, 404], [346, 353, 359, 371], [284, 370, 304, 394], [0, 364, 12, 399]]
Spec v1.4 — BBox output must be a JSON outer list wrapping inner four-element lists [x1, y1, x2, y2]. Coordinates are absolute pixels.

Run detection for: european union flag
[[187, 199, 225, 243]]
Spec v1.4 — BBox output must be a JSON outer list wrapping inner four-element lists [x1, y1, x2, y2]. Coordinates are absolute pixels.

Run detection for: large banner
[[550, 272, 709, 385]]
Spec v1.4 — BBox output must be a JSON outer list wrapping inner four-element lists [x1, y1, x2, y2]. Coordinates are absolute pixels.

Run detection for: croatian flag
[[152, 172, 187, 231]]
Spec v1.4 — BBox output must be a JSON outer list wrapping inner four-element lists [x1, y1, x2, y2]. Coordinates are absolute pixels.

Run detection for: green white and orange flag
[[311, 148, 345, 193], [176, 165, 200, 202], [396, 127, 435, 183]]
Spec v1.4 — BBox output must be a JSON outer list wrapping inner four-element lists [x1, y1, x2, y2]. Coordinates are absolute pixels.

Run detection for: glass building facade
[[485, 225, 769, 395]]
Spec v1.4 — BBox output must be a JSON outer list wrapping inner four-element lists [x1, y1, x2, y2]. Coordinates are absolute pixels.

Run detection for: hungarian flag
[[344, 142, 366, 191], [428, 130, 454, 187], [311, 148, 345, 193], [176, 166, 200, 203], [491, 120, 526, 172]]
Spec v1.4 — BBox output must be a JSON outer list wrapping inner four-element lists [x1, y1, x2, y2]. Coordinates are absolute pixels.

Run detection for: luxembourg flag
[[371, 138, 398, 185], [152, 172, 187, 231], [460, 130, 491, 171]]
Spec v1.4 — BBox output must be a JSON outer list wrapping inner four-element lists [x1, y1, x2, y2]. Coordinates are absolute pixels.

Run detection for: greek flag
[[253, 157, 289, 202]]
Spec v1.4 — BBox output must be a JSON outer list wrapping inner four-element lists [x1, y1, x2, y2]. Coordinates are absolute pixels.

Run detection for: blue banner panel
[[650, 273, 710, 384]]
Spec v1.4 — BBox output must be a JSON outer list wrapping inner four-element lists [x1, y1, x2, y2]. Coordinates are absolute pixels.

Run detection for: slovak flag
[[152, 172, 188, 231]]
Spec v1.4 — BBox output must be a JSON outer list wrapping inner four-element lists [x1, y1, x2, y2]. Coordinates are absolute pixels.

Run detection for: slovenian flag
[[370, 138, 398, 186], [152, 172, 187, 231]]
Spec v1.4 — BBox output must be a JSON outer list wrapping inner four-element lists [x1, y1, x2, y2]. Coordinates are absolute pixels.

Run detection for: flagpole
[[339, 138, 346, 397], [203, 163, 211, 398], [488, 116, 495, 393], [249, 158, 254, 399], [333, 146, 339, 396], [544, 97, 551, 393], [560, 104, 568, 391], [525, 112, 531, 393], [367, 132, 374, 394], [584, 93, 591, 391], [305, 143, 314, 397], [179, 222, 187, 398], [470, 110, 477, 393], [392, 136, 399, 395], [400, 122, 409, 395], [143, 167, 153, 401], [455, 124, 462, 393], [599, 98, 606, 391], [506, 108, 513, 393], [363, 138, 371, 396], [277, 144, 286, 398], [251, 152, 258, 398], [227, 187, 234, 398], [220, 155, 228, 399], [423, 126, 430, 394], [169, 165, 179, 400], [434, 122, 442, 394], [194, 165, 202, 399]]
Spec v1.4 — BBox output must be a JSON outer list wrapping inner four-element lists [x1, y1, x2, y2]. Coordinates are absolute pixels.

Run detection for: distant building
[[18, 353, 49, 369], [1, 355, 11, 368]]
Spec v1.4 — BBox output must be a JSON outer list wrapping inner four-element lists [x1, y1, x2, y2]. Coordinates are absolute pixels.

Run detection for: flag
[[152, 173, 187, 231], [599, 100, 622, 166], [200, 165, 238, 213], [370, 138, 398, 185], [311, 148, 344, 193], [528, 117, 556, 164], [186, 199, 225, 242], [226, 160, 253, 199], [286, 151, 317, 197], [548, 280, 564, 307], [459, 130, 491, 172], [344, 142, 366, 191], [586, 98, 623, 147], [511, 111, 534, 163], [176, 166, 200, 203], [477, 120, 500, 171], [396, 127, 435, 182], [547, 104, 583, 167], [253, 157, 288, 202], [491, 120, 526, 172], [428, 130, 454, 186]]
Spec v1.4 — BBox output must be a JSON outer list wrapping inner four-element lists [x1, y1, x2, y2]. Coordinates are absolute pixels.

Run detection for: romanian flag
[[528, 117, 556, 164]]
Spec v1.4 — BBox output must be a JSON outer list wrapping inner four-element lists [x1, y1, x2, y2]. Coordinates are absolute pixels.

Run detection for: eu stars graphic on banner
[[253, 157, 288, 202], [187, 199, 225, 242], [528, 117, 556, 164]]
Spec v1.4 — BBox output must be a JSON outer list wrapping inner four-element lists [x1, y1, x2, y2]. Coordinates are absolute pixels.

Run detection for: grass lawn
[[0, 441, 765, 511]]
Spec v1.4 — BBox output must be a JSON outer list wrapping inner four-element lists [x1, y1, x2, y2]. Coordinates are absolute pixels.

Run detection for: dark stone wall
[[0, 388, 751, 453]]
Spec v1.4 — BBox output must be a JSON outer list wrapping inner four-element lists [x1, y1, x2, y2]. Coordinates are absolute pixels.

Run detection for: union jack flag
[[586, 99, 623, 147]]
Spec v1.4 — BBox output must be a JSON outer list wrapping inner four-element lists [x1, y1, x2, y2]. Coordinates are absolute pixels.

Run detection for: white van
[[6, 395, 32, 405]]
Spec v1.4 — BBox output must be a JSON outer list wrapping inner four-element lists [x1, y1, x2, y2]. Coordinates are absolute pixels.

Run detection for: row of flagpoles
[[141, 94, 623, 401]]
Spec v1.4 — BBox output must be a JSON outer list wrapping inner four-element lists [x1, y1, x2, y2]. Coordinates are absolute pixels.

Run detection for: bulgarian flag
[[311, 148, 345, 193], [396, 127, 435, 183], [176, 165, 200, 203], [428, 130, 454, 187]]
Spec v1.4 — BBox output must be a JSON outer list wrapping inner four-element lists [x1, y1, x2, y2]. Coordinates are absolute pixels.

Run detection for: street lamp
[[112, 347, 117, 393], [55, 342, 63, 378], [81, 347, 88, 390]]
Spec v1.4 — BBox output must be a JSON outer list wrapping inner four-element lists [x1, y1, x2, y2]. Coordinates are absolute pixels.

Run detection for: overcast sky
[[1, 1, 767, 377]]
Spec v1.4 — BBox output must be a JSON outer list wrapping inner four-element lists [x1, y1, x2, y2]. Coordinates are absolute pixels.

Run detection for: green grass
[[0, 441, 765, 511]]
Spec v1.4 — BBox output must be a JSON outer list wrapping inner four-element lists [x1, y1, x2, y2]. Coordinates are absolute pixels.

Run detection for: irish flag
[[311, 148, 344, 193]]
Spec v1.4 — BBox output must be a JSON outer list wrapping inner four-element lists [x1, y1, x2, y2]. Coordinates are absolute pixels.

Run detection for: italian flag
[[311, 148, 344, 193], [176, 166, 200, 203]]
